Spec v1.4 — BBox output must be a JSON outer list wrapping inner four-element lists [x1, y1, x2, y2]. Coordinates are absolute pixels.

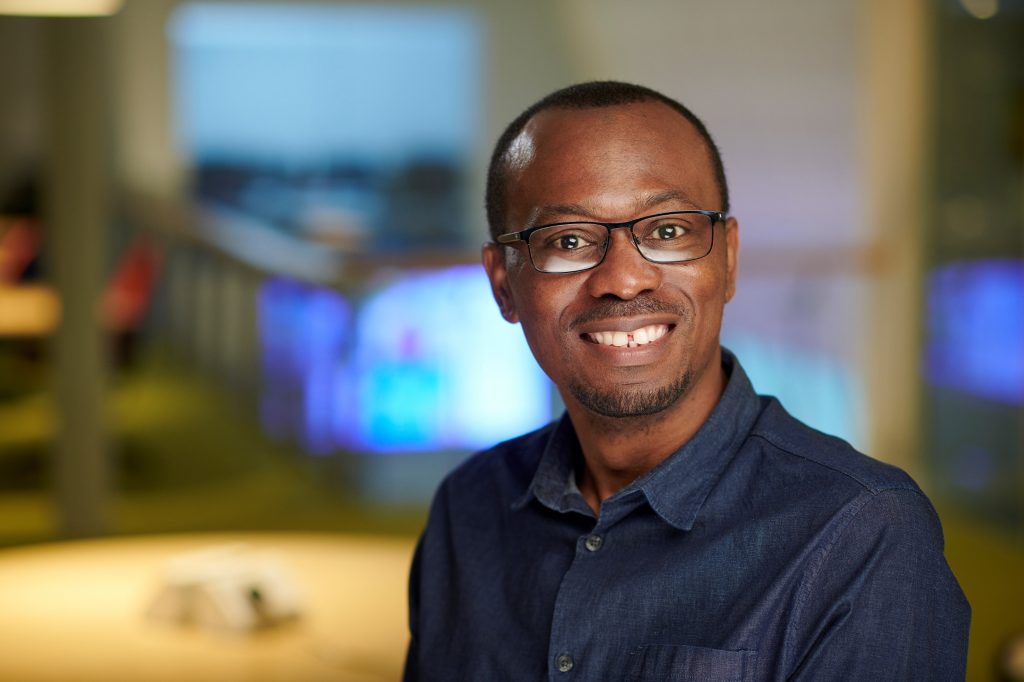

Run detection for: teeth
[[586, 324, 668, 347]]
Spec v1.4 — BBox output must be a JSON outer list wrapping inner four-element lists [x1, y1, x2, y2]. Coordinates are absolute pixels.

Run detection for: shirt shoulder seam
[[748, 431, 917, 495]]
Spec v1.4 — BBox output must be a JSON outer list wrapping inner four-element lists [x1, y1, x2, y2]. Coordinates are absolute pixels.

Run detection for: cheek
[[695, 250, 732, 304], [515, 293, 568, 348], [508, 279, 579, 372], [515, 315, 572, 386], [669, 263, 729, 332]]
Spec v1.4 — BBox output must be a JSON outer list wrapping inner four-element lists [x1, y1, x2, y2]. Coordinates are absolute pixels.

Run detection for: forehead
[[504, 101, 718, 223]]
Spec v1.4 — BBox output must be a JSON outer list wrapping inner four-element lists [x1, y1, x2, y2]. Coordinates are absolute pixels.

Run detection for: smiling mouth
[[583, 324, 672, 348]]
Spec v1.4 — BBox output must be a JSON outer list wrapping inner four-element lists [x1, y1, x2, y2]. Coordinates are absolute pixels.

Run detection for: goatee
[[568, 369, 693, 419]]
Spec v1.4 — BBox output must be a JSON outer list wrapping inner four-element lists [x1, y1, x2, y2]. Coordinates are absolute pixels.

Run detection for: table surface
[[0, 532, 416, 681]]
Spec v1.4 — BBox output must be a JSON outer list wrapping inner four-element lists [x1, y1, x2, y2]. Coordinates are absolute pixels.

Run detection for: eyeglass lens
[[527, 212, 714, 273]]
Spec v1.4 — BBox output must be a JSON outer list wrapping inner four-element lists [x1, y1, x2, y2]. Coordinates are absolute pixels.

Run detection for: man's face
[[483, 101, 738, 419]]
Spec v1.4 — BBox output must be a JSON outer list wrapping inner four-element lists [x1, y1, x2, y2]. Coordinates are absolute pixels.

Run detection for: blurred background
[[0, 0, 1020, 679]]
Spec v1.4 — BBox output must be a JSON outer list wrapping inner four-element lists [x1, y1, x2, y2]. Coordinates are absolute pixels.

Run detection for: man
[[404, 81, 970, 680]]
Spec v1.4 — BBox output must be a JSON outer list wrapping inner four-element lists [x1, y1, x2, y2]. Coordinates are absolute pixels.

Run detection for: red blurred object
[[0, 218, 41, 284], [103, 235, 163, 333]]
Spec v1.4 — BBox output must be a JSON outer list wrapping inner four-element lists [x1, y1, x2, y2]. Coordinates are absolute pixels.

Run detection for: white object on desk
[[146, 543, 303, 632]]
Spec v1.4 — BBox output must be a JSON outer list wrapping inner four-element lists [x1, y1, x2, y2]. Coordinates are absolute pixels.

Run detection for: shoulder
[[744, 402, 969, 637], [765, 411, 972, 680], [749, 396, 921, 496], [431, 420, 557, 510], [730, 396, 949, 554]]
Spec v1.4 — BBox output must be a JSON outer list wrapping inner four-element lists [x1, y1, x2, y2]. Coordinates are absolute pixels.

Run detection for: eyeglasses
[[495, 210, 726, 274]]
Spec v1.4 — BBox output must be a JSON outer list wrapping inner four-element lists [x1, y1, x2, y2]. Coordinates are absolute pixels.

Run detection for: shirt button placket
[[551, 534, 598, 676]]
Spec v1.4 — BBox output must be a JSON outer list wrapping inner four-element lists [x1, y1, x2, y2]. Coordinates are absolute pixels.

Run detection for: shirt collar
[[512, 348, 763, 530], [511, 412, 593, 517]]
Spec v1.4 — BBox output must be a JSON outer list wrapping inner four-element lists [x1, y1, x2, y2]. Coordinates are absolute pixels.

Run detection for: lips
[[584, 323, 670, 348]]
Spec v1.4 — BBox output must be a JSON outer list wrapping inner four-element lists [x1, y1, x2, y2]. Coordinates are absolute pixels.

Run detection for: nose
[[584, 227, 663, 300]]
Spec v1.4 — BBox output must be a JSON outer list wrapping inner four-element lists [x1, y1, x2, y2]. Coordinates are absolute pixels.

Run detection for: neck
[[567, 348, 727, 514]]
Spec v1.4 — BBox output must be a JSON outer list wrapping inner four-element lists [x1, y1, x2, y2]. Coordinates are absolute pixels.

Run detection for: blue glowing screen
[[925, 259, 1024, 405], [342, 266, 552, 452], [259, 278, 350, 455], [259, 267, 553, 455]]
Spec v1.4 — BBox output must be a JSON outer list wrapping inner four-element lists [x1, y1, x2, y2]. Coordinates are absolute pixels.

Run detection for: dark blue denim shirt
[[405, 351, 970, 681]]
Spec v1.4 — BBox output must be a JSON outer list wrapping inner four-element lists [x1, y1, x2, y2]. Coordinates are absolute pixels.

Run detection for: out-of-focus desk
[[0, 533, 415, 681]]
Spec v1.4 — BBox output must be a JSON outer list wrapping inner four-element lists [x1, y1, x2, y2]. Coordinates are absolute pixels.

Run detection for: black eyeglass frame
[[494, 209, 727, 274]]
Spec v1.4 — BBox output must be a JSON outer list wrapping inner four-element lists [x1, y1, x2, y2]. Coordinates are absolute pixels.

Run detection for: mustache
[[570, 296, 688, 327]]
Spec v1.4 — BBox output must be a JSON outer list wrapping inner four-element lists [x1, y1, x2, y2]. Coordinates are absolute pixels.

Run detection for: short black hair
[[485, 80, 729, 239]]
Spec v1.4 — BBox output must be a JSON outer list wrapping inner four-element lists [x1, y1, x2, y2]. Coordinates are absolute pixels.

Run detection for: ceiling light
[[0, 0, 123, 16]]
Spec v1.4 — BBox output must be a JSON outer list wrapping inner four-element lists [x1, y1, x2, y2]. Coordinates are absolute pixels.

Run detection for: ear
[[723, 216, 739, 303], [482, 242, 520, 323]]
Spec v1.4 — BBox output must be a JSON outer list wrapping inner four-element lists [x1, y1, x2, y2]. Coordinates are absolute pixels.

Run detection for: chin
[[568, 370, 693, 419]]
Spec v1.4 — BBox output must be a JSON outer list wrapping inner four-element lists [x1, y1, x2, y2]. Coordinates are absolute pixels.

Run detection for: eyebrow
[[528, 189, 702, 227]]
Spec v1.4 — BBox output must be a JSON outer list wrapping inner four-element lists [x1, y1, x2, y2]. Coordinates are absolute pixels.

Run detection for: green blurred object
[[0, 354, 427, 548]]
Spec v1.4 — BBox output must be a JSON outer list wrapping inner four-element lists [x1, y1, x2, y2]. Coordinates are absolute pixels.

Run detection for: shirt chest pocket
[[626, 644, 756, 681]]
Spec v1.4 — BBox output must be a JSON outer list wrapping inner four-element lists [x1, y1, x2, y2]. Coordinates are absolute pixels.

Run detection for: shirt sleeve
[[403, 471, 457, 682], [785, 488, 970, 681]]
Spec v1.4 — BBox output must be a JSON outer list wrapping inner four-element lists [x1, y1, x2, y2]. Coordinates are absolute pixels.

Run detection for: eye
[[654, 223, 684, 240], [640, 215, 701, 243], [537, 226, 601, 252], [558, 234, 582, 250]]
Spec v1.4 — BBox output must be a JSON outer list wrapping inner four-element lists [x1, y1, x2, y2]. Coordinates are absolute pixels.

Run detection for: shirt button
[[556, 654, 574, 672], [585, 534, 603, 552]]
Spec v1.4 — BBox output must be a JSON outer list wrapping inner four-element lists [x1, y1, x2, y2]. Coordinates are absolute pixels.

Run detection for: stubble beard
[[567, 368, 693, 419]]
